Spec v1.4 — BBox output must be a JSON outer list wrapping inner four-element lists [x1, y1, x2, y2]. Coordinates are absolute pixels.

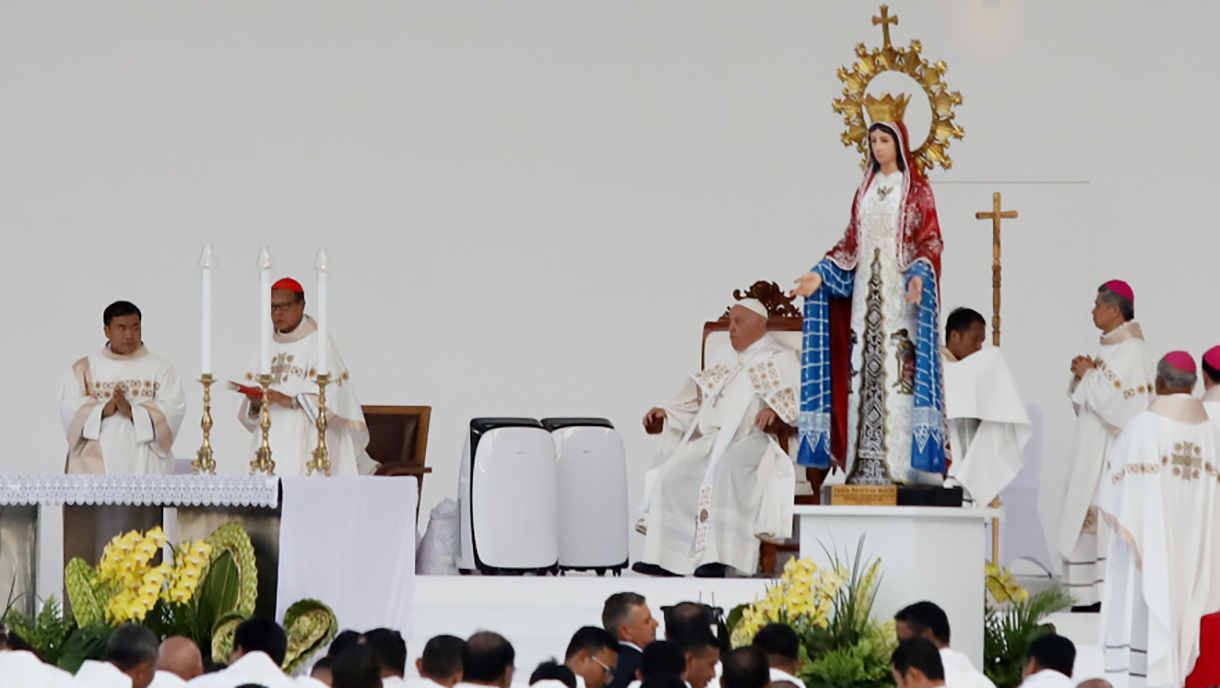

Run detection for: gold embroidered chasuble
[[1099, 395, 1220, 688], [1058, 321, 1156, 606], [238, 315, 370, 475]]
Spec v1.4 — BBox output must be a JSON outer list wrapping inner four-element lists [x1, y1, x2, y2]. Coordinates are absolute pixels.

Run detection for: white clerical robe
[[939, 647, 996, 688], [1058, 322, 1155, 605], [148, 670, 188, 688], [1018, 669, 1073, 688], [186, 651, 326, 687], [59, 345, 186, 474], [74, 659, 133, 687], [943, 347, 1031, 507], [638, 334, 799, 575], [0, 649, 76, 687], [238, 316, 370, 476], [1202, 385, 1220, 426], [1098, 395, 1220, 688]]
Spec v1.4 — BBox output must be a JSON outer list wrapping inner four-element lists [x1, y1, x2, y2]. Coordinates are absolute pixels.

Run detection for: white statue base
[[792, 505, 1001, 667]]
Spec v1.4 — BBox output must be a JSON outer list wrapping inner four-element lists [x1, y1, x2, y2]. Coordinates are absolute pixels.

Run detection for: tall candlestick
[[200, 245, 214, 375], [315, 249, 329, 376], [258, 246, 272, 375]]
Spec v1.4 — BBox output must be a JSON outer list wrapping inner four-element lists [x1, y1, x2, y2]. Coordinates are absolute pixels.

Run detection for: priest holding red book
[[235, 277, 370, 475]]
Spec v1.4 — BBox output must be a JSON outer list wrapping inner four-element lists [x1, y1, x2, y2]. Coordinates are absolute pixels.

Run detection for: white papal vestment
[[943, 347, 1031, 507], [1058, 322, 1155, 605], [639, 333, 798, 575], [59, 345, 186, 474], [1099, 395, 1220, 688], [238, 316, 370, 475]]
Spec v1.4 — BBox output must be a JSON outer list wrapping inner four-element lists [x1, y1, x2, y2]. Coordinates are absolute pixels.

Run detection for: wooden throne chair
[[363, 405, 433, 520], [702, 281, 828, 575]]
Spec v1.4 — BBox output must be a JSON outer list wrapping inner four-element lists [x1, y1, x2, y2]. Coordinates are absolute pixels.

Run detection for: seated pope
[[635, 298, 798, 577]]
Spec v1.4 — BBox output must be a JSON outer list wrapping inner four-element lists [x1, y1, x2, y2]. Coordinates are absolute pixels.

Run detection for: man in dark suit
[[601, 592, 658, 688]]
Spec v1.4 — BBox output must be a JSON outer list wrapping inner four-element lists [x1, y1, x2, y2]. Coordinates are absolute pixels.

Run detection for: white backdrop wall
[[2, 1, 1215, 573]]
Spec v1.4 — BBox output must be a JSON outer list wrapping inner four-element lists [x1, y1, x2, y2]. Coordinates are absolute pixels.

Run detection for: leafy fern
[[983, 586, 1074, 688]]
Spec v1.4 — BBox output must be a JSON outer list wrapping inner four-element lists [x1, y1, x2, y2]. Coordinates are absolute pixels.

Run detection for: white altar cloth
[[0, 474, 280, 506], [277, 476, 417, 635], [793, 506, 1000, 668]]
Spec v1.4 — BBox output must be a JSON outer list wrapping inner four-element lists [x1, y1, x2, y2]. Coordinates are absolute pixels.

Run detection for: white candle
[[315, 249, 329, 376], [258, 246, 272, 376], [200, 245, 214, 376]]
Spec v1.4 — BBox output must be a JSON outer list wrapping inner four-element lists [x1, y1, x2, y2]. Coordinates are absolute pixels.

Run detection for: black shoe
[[1071, 602, 1102, 613], [632, 562, 681, 577], [693, 563, 728, 578]]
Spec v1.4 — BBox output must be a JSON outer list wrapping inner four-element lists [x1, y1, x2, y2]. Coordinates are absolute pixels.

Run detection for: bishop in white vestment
[[59, 301, 187, 474], [237, 278, 370, 476], [636, 299, 798, 576], [941, 308, 1030, 507], [1201, 346, 1220, 422], [1099, 352, 1220, 688], [1058, 281, 1155, 607]]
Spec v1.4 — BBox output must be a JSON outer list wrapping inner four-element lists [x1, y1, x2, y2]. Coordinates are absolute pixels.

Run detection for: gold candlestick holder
[[306, 374, 332, 476], [250, 374, 276, 475], [191, 374, 217, 475]]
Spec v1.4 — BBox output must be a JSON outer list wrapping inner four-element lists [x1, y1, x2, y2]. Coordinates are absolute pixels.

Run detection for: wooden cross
[[975, 192, 1018, 347], [872, 5, 899, 49], [975, 192, 1018, 564]]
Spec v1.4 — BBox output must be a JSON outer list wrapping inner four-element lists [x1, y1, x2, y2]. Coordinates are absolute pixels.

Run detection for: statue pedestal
[[792, 505, 1001, 667]]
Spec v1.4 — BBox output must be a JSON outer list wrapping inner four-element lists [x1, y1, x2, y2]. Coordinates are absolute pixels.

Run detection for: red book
[[228, 381, 264, 400]]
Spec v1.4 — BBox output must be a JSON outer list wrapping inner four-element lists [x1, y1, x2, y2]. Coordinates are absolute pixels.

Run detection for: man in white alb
[[237, 277, 370, 475], [941, 307, 1031, 507], [1099, 352, 1220, 688], [60, 301, 186, 474], [1058, 280, 1155, 610], [895, 601, 995, 688], [635, 298, 798, 577]]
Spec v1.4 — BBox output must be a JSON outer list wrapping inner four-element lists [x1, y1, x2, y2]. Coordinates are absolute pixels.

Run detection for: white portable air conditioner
[[542, 418, 629, 576], [458, 418, 559, 574]]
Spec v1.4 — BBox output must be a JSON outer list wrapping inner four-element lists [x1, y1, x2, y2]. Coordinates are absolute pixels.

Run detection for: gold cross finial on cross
[[872, 5, 899, 49], [975, 192, 1019, 348]]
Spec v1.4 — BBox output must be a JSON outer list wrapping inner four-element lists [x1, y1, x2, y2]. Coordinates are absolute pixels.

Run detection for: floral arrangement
[[982, 563, 1073, 688], [66, 526, 213, 625], [729, 538, 897, 688], [5, 521, 336, 674]]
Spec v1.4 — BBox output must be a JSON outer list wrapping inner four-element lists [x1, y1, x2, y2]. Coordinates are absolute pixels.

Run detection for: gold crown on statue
[[864, 93, 910, 123]]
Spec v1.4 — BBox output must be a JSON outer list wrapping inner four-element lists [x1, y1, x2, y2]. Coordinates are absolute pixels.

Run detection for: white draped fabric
[[943, 347, 1031, 507], [276, 476, 417, 634], [238, 316, 370, 476], [1099, 395, 1220, 688], [1058, 322, 1155, 606], [1019, 669, 1073, 688], [59, 346, 186, 475], [639, 333, 798, 575]]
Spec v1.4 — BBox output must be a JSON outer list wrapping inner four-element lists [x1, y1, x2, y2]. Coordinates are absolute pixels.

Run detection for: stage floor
[[403, 574, 1103, 684]]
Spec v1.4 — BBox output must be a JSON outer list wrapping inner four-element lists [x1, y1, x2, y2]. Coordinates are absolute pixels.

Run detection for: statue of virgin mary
[[793, 94, 947, 485]]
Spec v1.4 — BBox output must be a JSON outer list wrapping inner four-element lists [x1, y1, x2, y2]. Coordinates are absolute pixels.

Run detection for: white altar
[[0, 474, 417, 635], [793, 505, 1001, 667]]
